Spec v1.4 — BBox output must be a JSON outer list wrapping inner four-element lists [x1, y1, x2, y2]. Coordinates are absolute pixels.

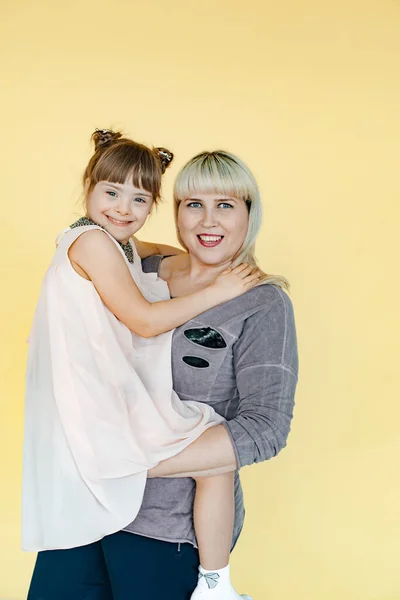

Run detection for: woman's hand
[[209, 263, 262, 303]]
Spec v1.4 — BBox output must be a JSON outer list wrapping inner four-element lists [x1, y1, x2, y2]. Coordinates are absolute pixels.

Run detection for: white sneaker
[[190, 566, 253, 600]]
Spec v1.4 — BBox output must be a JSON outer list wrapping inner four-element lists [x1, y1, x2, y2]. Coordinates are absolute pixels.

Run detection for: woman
[[28, 150, 298, 600]]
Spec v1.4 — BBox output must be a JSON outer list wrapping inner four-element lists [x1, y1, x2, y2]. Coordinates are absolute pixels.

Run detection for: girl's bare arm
[[68, 229, 260, 338], [132, 236, 185, 259]]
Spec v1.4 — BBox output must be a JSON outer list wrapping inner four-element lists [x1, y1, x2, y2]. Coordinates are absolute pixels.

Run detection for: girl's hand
[[210, 263, 262, 302]]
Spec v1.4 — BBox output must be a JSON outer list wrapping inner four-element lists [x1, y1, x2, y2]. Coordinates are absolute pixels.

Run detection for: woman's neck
[[186, 255, 232, 282], [162, 253, 233, 296]]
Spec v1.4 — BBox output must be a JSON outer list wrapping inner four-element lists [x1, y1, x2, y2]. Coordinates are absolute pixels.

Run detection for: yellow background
[[1, 0, 399, 598]]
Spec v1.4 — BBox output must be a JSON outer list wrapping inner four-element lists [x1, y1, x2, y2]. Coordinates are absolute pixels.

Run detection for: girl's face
[[86, 180, 153, 244], [177, 193, 249, 267]]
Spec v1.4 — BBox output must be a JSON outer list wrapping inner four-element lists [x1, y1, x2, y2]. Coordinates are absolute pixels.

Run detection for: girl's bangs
[[91, 145, 161, 198]]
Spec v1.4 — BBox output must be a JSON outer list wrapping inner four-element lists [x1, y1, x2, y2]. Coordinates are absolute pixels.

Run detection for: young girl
[[23, 129, 256, 600]]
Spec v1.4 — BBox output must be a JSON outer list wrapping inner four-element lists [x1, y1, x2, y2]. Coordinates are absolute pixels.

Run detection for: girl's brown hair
[[83, 129, 173, 205]]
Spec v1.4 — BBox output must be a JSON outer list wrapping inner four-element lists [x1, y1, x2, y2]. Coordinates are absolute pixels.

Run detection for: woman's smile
[[197, 234, 224, 248]]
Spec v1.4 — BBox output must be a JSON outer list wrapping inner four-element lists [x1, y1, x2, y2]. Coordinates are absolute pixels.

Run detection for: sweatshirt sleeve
[[224, 286, 298, 468]]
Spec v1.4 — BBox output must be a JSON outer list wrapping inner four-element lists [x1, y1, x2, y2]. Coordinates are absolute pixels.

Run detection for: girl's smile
[[105, 215, 135, 227]]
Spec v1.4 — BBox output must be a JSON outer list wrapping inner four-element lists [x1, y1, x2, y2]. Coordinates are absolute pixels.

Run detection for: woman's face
[[86, 179, 153, 244], [177, 193, 249, 267]]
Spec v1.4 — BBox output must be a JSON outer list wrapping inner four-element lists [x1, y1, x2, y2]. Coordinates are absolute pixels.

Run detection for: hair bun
[[155, 147, 174, 173], [92, 129, 122, 150]]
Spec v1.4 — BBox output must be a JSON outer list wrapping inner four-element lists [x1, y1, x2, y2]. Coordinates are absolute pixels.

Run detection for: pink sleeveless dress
[[22, 225, 222, 551]]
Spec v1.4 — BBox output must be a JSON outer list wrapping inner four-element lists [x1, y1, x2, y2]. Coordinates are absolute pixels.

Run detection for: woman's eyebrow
[[185, 196, 238, 202], [212, 197, 238, 204]]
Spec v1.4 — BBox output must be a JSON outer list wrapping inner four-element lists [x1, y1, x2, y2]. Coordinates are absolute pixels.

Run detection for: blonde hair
[[173, 150, 289, 290]]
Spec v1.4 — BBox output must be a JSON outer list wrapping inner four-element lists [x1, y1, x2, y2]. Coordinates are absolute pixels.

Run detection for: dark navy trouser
[[27, 531, 199, 600]]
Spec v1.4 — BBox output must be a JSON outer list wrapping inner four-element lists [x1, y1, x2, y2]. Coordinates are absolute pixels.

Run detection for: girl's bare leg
[[190, 473, 253, 599], [193, 472, 234, 570]]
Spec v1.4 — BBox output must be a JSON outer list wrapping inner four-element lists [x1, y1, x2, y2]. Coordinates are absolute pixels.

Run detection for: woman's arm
[[148, 424, 237, 478], [148, 286, 298, 477], [133, 236, 184, 259], [68, 229, 260, 338]]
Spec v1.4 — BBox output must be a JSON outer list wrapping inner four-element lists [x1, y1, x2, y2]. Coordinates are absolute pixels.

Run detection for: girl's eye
[[218, 202, 233, 209], [106, 191, 117, 197], [187, 202, 202, 209], [135, 197, 147, 203]]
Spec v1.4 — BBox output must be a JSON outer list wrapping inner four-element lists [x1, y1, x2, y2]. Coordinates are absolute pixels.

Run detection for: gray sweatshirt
[[124, 256, 298, 547]]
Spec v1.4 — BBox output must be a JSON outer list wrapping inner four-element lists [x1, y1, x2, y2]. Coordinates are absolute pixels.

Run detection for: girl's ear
[[84, 178, 91, 195]]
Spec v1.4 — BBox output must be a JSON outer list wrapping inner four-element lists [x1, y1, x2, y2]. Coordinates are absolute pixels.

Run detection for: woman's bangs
[[175, 155, 252, 202]]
